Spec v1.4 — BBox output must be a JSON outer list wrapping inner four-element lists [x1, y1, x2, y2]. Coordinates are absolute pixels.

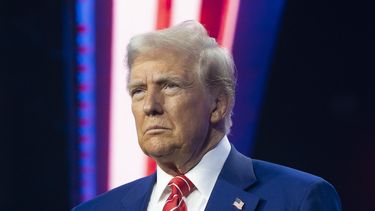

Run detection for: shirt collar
[[154, 135, 231, 201]]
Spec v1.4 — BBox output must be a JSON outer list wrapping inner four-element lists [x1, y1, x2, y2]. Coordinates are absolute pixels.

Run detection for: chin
[[145, 145, 179, 163], [148, 147, 174, 158], [141, 136, 178, 156]]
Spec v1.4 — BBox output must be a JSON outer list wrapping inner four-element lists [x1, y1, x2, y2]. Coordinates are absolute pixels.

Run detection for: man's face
[[129, 51, 215, 171]]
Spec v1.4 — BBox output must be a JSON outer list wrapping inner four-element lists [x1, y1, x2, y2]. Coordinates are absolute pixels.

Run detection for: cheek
[[172, 100, 210, 131]]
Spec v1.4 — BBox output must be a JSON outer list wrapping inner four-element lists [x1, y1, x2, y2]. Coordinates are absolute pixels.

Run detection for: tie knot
[[168, 175, 196, 197]]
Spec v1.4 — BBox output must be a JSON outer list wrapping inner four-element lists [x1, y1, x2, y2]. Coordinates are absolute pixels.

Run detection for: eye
[[163, 82, 180, 95], [130, 88, 145, 98], [164, 82, 179, 89]]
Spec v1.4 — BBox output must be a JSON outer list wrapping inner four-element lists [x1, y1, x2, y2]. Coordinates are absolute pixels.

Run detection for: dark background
[[1, 0, 374, 210], [1, 0, 70, 210], [254, 2, 375, 211]]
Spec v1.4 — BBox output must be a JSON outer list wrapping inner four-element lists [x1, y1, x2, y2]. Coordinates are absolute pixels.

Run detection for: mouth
[[144, 126, 171, 135]]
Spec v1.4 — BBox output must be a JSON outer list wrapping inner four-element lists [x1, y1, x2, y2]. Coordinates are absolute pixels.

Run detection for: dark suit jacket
[[73, 146, 342, 210]]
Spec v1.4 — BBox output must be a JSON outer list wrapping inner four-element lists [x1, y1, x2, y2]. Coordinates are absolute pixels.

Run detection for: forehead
[[130, 50, 197, 80]]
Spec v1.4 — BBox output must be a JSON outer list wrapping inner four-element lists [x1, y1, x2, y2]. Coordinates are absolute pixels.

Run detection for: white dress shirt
[[147, 136, 231, 211]]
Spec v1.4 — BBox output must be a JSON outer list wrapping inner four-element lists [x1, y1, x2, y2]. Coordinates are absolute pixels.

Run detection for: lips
[[144, 125, 170, 134]]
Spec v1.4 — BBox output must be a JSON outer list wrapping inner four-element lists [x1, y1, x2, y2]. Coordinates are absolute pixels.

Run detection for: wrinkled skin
[[129, 51, 227, 175]]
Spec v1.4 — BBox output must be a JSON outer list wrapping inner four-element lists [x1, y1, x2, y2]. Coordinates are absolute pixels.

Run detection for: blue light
[[76, 0, 97, 201]]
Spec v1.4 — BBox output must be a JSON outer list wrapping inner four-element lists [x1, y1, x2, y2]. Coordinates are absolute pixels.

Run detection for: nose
[[143, 89, 163, 116]]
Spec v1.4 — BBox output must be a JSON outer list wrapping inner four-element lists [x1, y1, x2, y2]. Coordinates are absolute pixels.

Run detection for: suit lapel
[[121, 173, 156, 210], [205, 145, 260, 211]]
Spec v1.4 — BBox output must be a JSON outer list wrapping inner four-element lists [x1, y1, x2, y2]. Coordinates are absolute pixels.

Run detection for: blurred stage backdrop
[[1, 0, 374, 210]]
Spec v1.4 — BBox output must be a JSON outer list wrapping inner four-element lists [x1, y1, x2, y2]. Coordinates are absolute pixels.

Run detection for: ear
[[210, 93, 230, 124]]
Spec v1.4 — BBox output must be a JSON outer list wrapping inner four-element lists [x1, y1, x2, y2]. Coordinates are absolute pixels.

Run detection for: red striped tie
[[162, 175, 196, 211]]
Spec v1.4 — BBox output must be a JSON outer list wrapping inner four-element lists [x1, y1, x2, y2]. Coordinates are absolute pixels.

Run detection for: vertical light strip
[[156, 0, 173, 29], [76, 0, 96, 201], [219, 0, 240, 50], [171, 0, 239, 50], [171, 0, 202, 25], [109, 0, 157, 189]]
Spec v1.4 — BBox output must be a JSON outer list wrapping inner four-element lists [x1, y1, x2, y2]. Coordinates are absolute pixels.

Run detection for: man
[[74, 21, 342, 211]]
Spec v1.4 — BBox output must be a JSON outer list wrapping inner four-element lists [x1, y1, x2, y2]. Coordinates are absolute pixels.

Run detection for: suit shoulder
[[72, 175, 154, 211], [252, 159, 326, 185], [251, 159, 341, 210]]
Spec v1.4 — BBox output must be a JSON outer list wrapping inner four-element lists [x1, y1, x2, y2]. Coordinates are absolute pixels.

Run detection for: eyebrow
[[154, 76, 189, 86], [127, 80, 144, 93], [128, 75, 194, 91]]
